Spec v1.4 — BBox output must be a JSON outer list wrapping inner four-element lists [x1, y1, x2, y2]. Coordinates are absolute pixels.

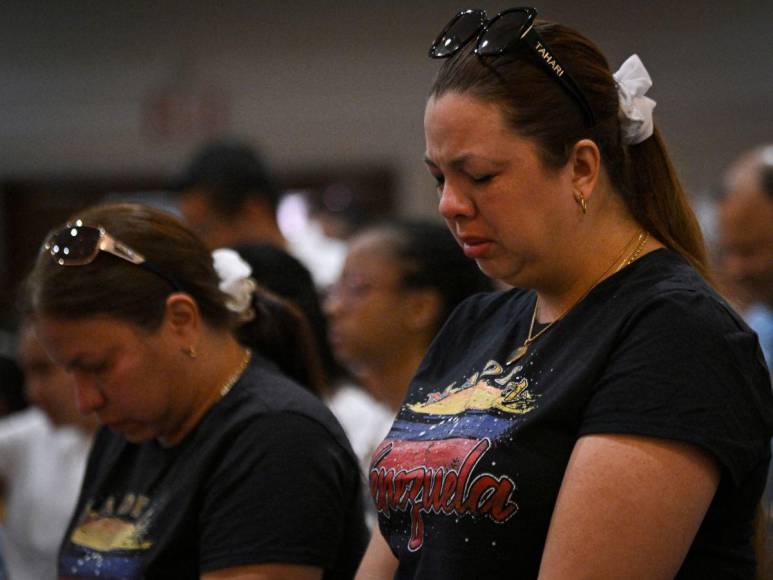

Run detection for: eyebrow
[[423, 154, 473, 169], [65, 350, 111, 372], [424, 153, 505, 171]]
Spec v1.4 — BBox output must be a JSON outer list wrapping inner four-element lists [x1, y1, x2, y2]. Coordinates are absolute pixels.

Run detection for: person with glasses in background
[[356, 8, 773, 580], [23, 203, 367, 580], [323, 220, 493, 523]]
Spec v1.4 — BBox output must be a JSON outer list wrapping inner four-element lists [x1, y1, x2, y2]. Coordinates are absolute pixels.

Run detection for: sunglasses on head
[[429, 7, 596, 126], [44, 221, 183, 291]]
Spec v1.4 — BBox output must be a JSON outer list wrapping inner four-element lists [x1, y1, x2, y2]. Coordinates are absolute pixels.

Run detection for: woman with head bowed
[[357, 7, 773, 580], [24, 202, 367, 579]]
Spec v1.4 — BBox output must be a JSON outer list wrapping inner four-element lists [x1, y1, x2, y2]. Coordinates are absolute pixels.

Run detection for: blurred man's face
[[718, 189, 773, 306], [177, 189, 235, 249]]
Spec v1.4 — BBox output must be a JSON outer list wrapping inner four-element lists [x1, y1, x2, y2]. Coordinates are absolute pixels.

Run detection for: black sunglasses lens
[[48, 225, 100, 264], [477, 11, 531, 56], [431, 11, 486, 58]]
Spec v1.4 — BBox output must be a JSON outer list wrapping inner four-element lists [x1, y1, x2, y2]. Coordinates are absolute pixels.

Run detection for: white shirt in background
[[0, 408, 92, 580]]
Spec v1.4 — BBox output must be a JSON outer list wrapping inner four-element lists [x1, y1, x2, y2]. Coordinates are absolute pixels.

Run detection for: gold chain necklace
[[219, 348, 252, 399], [506, 231, 648, 365], [615, 231, 649, 272]]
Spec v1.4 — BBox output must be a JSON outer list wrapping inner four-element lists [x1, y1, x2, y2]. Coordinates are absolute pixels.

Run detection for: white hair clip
[[212, 248, 256, 321], [613, 54, 657, 145]]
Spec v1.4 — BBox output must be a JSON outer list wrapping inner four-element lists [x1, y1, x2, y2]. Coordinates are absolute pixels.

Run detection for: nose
[[437, 180, 475, 221], [71, 371, 106, 414]]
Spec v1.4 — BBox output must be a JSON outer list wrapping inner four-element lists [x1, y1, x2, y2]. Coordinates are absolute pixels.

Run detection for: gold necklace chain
[[219, 348, 252, 399], [615, 231, 649, 272], [506, 231, 648, 365]]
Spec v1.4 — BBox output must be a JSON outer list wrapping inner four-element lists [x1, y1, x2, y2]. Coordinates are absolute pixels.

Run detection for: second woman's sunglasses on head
[[429, 7, 596, 126]]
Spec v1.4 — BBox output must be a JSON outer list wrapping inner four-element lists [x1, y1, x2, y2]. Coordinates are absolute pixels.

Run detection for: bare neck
[[535, 197, 661, 323]]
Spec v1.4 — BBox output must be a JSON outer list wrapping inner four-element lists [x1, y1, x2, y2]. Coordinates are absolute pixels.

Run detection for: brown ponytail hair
[[22, 202, 324, 391], [430, 20, 712, 282]]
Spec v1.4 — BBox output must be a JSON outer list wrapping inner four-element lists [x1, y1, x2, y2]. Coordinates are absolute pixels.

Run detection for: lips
[[458, 235, 494, 259]]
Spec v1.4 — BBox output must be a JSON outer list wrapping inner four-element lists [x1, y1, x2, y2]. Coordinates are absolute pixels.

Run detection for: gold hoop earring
[[573, 189, 588, 214], [182, 346, 197, 359]]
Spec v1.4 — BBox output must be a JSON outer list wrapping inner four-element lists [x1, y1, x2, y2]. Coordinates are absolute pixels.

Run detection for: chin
[[478, 263, 521, 288], [110, 423, 157, 444], [123, 433, 155, 444]]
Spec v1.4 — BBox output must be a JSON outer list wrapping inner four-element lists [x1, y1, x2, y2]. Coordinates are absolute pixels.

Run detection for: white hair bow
[[212, 248, 256, 320], [613, 54, 657, 145]]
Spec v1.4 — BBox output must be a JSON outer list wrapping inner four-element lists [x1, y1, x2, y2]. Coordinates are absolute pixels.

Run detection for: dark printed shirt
[[372, 249, 773, 579], [59, 354, 368, 579]]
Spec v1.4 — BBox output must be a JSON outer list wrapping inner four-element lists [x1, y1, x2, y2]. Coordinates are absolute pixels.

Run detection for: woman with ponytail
[[358, 8, 772, 579], [23, 202, 367, 579]]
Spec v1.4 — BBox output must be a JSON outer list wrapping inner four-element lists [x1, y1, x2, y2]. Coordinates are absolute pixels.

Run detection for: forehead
[[344, 233, 403, 276], [425, 92, 506, 129], [34, 315, 141, 360], [424, 92, 536, 168], [425, 92, 510, 145]]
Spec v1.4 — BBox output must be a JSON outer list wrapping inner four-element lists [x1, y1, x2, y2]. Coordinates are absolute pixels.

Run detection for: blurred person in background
[[324, 220, 493, 478], [24, 203, 367, 579], [233, 243, 339, 393], [0, 323, 97, 580], [173, 139, 345, 289], [717, 144, 773, 366], [717, 144, 773, 576], [174, 139, 343, 388]]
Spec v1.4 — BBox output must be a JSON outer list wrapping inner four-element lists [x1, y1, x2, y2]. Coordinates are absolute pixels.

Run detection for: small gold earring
[[573, 189, 588, 214], [182, 346, 197, 359]]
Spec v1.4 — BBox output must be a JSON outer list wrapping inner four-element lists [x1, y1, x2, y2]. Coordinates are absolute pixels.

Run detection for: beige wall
[[1, 0, 772, 218]]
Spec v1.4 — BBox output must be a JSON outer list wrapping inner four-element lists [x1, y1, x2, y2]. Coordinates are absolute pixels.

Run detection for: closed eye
[[472, 174, 494, 184]]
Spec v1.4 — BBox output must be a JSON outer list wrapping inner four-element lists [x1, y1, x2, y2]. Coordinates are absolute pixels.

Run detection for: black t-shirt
[[371, 249, 773, 579], [58, 354, 368, 579]]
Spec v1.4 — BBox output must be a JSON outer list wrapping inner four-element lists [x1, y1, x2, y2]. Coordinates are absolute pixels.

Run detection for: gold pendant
[[507, 344, 529, 365]]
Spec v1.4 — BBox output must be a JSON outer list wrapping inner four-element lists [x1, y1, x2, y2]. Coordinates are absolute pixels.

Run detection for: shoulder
[[234, 242, 316, 298], [609, 250, 747, 336], [210, 355, 358, 460], [583, 251, 773, 481], [230, 355, 336, 419]]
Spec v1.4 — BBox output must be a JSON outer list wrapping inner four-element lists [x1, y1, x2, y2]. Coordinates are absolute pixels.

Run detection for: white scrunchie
[[212, 248, 256, 320], [613, 54, 656, 145]]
